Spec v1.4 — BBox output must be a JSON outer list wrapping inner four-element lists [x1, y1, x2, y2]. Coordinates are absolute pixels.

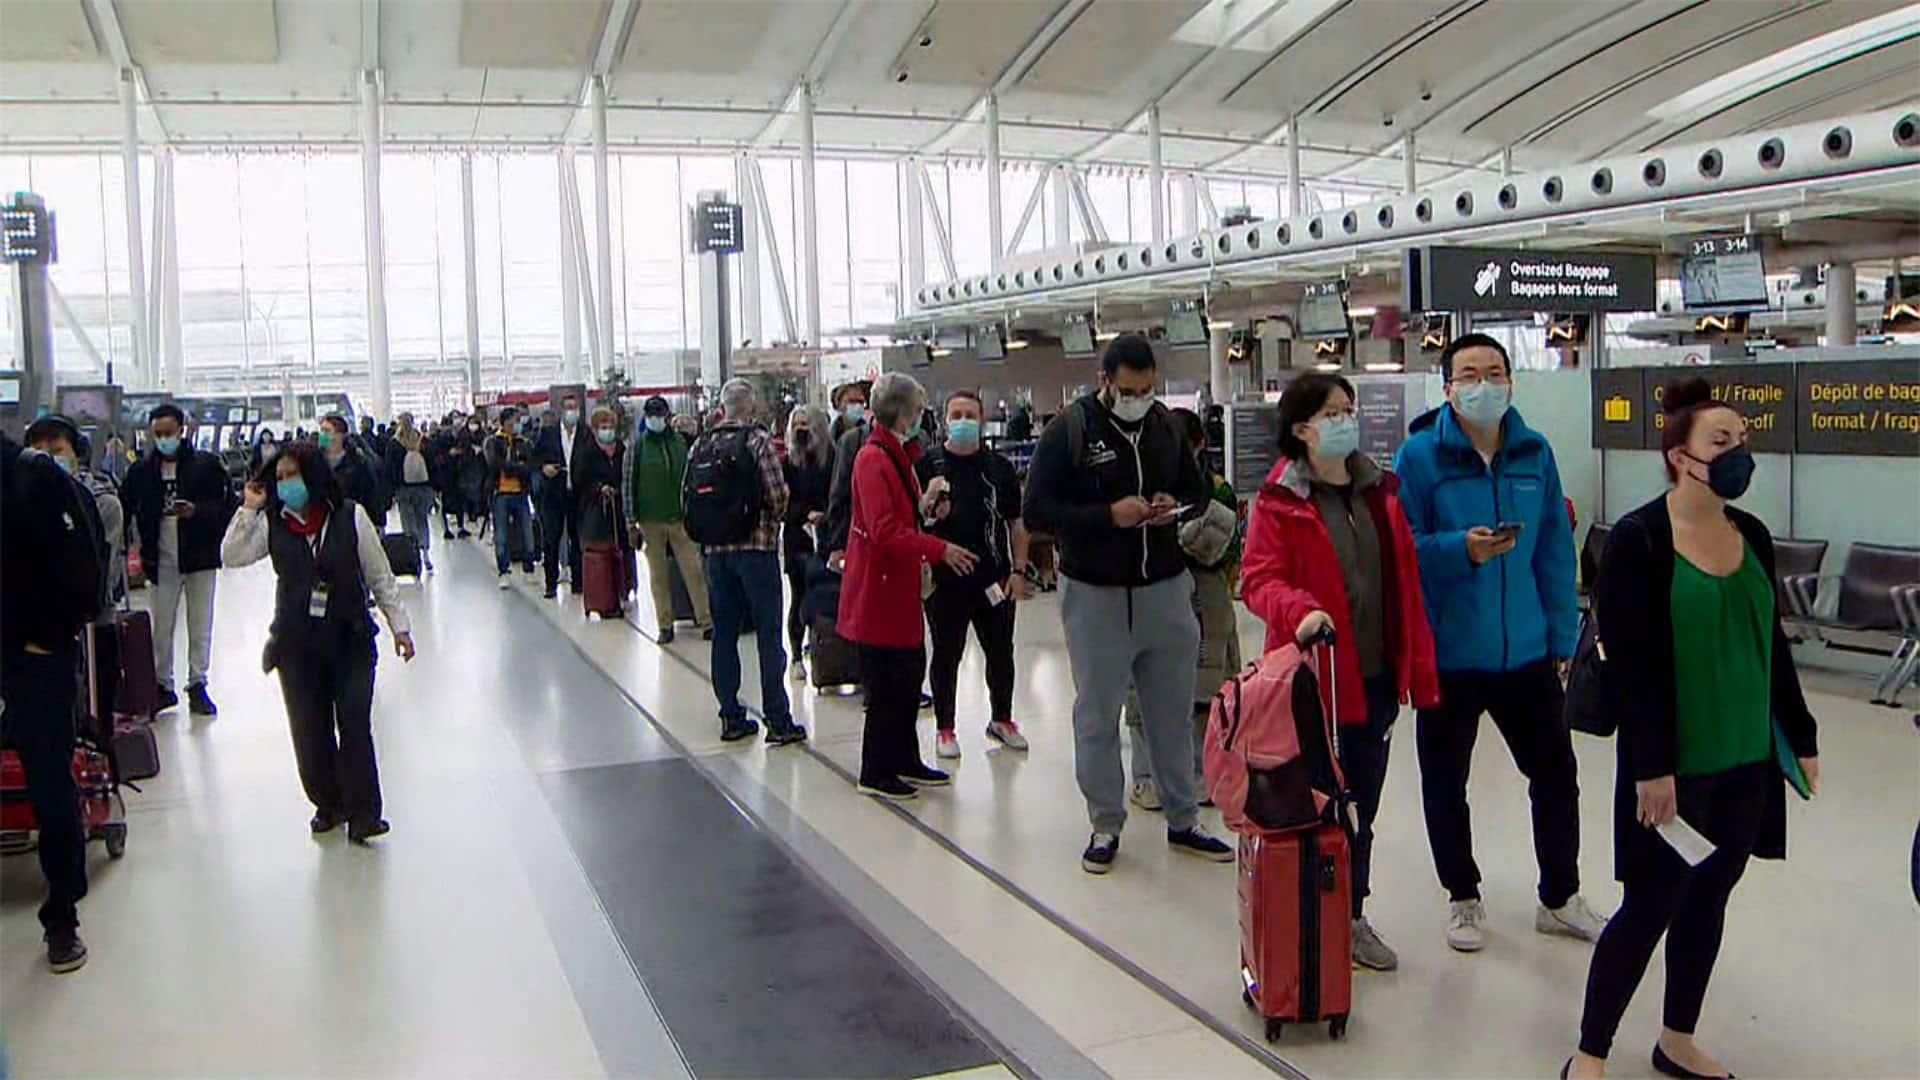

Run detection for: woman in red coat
[[839, 372, 978, 802], [1240, 372, 1441, 973]]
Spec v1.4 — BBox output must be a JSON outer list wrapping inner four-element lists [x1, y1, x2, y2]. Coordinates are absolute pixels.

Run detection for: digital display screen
[[0, 377, 20, 405], [977, 327, 1006, 361], [57, 388, 112, 424], [692, 201, 744, 255], [1298, 280, 1349, 338], [2, 194, 53, 264], [1061, 321, 1094, 355], [1165, 309, 1207, 345], [1681, 235, 1767, 311]]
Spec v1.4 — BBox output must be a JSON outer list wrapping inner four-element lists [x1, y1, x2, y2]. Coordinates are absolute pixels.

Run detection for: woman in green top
[[1566, 379, 1820, 1080]]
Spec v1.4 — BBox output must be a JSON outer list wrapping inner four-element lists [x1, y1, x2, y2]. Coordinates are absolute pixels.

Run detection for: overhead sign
[[691, 201, 744, 255], [1590, 359, 1920, 457], [1795, 359, 1920, 456], [1416, 245, 1657, 313]]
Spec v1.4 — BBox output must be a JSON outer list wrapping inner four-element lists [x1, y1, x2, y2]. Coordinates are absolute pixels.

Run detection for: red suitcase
[[1239, 826, 1352, 1041], [581, 544, 626, 617], [0, 747, 126, 859]]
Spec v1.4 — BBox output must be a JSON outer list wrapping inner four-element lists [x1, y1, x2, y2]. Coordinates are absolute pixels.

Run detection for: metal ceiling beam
[[81, 0, 169, 143], [751, 0, 865, 148], [918, 0, 1095, 156], [563, 0, 641, 145]]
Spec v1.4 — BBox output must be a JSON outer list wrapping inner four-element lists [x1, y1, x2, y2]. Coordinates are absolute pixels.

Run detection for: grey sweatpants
[[1062, 572, 1201, 833]]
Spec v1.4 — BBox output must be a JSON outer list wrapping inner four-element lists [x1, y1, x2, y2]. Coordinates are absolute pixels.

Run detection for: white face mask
[[1110, 394, 1153, 424]]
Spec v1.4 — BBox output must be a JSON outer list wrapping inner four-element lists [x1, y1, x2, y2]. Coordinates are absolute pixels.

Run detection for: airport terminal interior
[[1, 2, 1918, 1078]]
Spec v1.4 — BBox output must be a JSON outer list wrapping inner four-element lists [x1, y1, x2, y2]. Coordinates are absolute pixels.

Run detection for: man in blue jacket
[[1394, 333, 1604, 955]]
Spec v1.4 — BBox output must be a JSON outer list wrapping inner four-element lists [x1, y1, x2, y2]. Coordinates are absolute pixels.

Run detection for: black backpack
[[682, 427, 763, 546]]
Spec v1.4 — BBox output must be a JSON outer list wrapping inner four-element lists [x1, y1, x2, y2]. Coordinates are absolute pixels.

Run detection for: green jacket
[[627, 429, 691, 524]]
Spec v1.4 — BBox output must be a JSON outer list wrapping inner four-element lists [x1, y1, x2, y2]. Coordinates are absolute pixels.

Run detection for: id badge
[[308, 584, 331, 619]]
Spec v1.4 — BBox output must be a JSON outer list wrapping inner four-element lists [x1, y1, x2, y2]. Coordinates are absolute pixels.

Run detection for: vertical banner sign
[[1229, 401, 1282, 494], [1795, 359, 1920, 456], [1355, 378, 1409, 462], [1591, 368, 1647, 449]]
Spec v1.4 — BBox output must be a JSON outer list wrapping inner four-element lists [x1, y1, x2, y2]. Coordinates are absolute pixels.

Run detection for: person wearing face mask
[[917, 389, 1031, 760], [384, 416, 436, 575], [1023, 333, 1232, 874], [823, 380, 875, 561], [318, 414, 383, 524], [572, 406, 633, 618], [250, 429, 281, 478], [456, 414, 490, 536], [532, 395, 586, 600], [780, 404, 834, 678], [223, 442, 415, 845], [122, 403, 232, 717], [626, 396, 713, 641], [1392, 333, 1600, 953], [1560, 378, 1818, 1080], [830, 380, 871, 443], [3, 422, 107, 973], [484, 408, 539, 587], [1238, 375, 1440, 972]]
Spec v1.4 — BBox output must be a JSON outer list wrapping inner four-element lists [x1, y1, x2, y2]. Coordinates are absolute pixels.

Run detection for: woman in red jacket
[[839, 372, 978, 802], [1240, 372, 1441, 972]]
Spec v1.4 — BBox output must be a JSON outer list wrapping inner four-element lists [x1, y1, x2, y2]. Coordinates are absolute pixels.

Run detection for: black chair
[[1771, 538, 1828, 621], [1784, 543, 1920, 705]]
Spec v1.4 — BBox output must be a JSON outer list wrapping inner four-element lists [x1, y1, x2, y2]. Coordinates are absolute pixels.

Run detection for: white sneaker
[[936, 731, 961, 760], [1446, 899, 1487, 953], [497, 576, 511, 591], [789, 661, 806, 682], [985, 719, 1029, 751], [1537, 895, 1608, 943], [1129, 778, 1162, 812]]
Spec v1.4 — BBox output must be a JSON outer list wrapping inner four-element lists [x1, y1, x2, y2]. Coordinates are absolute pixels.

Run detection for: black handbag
[[1564, 610, 1613, 737]]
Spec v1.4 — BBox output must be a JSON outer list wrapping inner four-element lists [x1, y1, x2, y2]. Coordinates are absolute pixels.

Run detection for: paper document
[[1655, 817, 1716, 867]]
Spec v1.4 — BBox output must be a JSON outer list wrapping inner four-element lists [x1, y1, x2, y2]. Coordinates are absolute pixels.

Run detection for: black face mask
[[792, 429, 811, 447], [1685, 444, 1755, 500]]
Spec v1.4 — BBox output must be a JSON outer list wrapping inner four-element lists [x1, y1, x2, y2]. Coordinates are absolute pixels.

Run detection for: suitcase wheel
[[1241, 988, 1254, 1009], [102, 823, 127, 860], [1328, 1014, 1348, 1040], [1264, 1017, 1285, 1043]]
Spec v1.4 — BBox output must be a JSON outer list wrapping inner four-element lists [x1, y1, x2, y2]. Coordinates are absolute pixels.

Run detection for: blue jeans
[[704, 550, 791, 727], [491, 494, 535, 574]]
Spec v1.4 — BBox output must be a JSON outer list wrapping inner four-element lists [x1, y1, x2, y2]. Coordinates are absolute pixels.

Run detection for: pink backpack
[[1203, 639, 1347, 836]]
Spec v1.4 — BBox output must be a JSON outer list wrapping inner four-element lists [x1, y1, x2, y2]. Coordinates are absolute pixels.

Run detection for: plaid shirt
[[700, 423, 790, 555]]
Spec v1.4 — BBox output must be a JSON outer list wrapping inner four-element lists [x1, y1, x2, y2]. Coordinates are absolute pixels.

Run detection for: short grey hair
[[720, 378, 758, 421], [870, 371, 926, 431]]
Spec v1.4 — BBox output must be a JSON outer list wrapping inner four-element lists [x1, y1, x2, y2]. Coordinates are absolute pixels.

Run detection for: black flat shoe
[[347, 819, 391, 845], [1653, 1044, 1733, 1080], [310, 810, 344, 834]]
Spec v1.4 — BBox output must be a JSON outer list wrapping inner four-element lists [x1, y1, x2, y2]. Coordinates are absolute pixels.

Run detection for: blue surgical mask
[[54, 453, 75, 475], [645, 415, 667, 435], [595, 427, 617, 446], [1452, 381, 1512, 429], [1313, 414, 1360, 461], [843, 403, 866, 424], [946, 418, 982, 452], [154, 435, 181, 456], [277, 477, 310, 511], [564, 409, 580, 426]]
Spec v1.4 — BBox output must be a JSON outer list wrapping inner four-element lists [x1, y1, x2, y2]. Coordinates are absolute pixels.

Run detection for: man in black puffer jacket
[[1022, 333, 1228, 874]]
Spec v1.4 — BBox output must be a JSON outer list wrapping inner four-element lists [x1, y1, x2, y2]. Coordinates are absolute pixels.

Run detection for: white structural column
[[359, 69, 392, 418], [590, 75, 616, 371], [460, 153, 482, 395], [117, 69, 150, 386], [986, 93, 1003, 273], [1148, 103, 1166, 245], [1286, 113, 1303, 219], [1175, 174, 1198, 235], [560, 162, 601, 377], [903, 158, 926, 306], [1048, 164, 1073, 249], [1208, 324, 1231, 406], [1826, 261, 1858, 346], [735, 154, 762, 345], [1403, 134, 1417, 195], [557, 153, 583, 380], [798, 82, 821, 345], [159, 149, 183, 389]]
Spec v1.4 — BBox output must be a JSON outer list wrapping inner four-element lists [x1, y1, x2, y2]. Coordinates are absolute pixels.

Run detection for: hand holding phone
[[1493, 520, 1524, 539]]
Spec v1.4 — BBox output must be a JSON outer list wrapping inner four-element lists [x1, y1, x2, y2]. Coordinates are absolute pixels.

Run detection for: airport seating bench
[[1783, 543, 1920, 707]]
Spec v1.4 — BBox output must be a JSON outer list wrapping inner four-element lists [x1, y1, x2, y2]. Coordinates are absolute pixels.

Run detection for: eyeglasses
[[1448, 371, 1511, 387]]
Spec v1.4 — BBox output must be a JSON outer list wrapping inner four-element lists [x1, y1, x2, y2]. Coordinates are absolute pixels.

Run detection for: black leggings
[[785, 560, 808, 662], [1577, 762, 1768, 1059]]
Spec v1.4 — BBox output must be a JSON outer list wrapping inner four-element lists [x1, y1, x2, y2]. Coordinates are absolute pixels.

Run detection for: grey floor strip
[[635, 615, 1307, 1080], [522, 592, 1107, 1080], [540, 757, 994, 1080]]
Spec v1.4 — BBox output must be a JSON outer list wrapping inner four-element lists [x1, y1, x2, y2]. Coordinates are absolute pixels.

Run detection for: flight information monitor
[[1298, 279, 1349, 338], [1681, 234, 1768, 311], [1061, 320, 1094, 355]]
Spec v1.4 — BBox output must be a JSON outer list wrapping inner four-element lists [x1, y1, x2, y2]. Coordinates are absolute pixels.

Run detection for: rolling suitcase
[[381, 531, 423, 579], [581, 544, 626, 617], [808, 614, 860, 690], [115, 608, 158, 720], [1239, 825, 1352, 1041]]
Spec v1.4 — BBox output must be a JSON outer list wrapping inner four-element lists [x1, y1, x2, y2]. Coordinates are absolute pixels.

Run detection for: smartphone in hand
[[1493, 520, 1524, 539]]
